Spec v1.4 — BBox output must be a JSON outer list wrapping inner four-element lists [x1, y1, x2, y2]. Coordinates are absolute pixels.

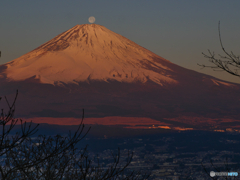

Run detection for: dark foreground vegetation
[[0, 90, 149, 180], [199, 21, 240, 180], [8, 122, 240, 179]]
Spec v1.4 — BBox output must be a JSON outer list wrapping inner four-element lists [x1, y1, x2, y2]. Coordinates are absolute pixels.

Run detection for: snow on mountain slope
[[0, 24, 239, 122], [3, 24, 178, 85]]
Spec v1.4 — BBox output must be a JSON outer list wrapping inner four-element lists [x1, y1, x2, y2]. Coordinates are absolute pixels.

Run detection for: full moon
[[88, 16, 96, 23]]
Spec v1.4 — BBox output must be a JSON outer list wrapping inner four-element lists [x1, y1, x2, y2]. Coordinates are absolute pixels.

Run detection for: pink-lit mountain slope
[[2, 24, 231, 87], [2, 24, 176, 85], [0, 24, 239, 129]]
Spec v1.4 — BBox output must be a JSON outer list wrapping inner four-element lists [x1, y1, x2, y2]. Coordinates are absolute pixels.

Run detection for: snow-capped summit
[[3, 24, 178, 85], [0, 24, 239, 122]]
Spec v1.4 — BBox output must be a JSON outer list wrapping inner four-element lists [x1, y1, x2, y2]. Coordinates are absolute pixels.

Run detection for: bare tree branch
[[198, 21, 240, 78], [0, 91, 149, 179]]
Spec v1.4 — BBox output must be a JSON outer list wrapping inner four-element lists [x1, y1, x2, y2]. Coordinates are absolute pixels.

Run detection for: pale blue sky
[[0, 1, 240, 83]]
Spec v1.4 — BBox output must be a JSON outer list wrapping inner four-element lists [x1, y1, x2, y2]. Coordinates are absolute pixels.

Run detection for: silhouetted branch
[[198, 21, 240, 78], [0, 91, 148, 179]]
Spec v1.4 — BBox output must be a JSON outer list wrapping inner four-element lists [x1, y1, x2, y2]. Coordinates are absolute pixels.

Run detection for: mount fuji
[[3, 24, 180, 85], [0, 24, 240, 130]]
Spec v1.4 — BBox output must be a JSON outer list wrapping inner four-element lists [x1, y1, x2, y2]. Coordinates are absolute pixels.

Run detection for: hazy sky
[[0, 1, 240, 83]]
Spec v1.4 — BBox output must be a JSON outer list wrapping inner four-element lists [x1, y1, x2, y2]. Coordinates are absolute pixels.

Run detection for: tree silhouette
[[0, 90, 149, 179], [199, 22, 239, 180], [198, 21, 240, 78]]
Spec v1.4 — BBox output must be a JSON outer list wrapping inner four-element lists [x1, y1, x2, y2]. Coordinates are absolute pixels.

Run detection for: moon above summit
[[88, 16, 96, 23]]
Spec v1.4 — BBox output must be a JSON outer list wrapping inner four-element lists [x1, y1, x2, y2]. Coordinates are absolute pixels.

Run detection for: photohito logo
[[210, 171, 238, 177]]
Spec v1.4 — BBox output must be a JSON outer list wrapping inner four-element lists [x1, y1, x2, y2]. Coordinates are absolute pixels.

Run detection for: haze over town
[[1, 1, 240, 179]]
